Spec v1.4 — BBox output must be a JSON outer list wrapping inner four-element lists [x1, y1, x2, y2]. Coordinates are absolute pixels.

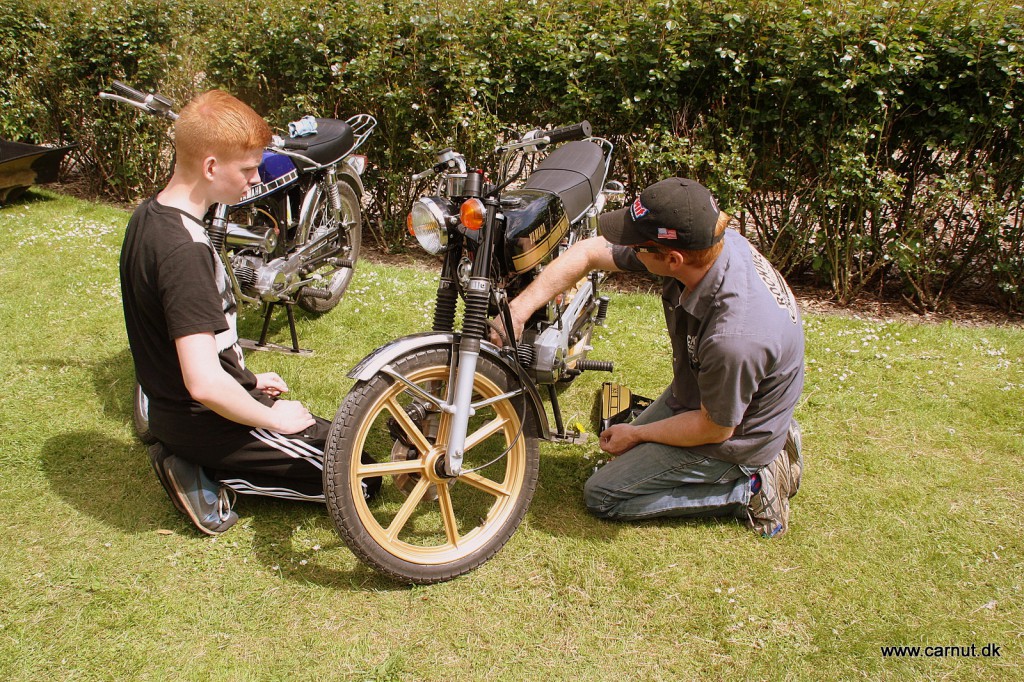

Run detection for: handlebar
[[412, 121, 595, 185], [505, 121, 593, 154], [111, 80, 148, 103], [544, 121, 592, 144], [412, 147, 468, 182], [99, 81, 178, 120]]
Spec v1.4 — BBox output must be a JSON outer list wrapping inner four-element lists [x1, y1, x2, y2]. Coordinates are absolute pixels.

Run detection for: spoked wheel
[[324, 347, 539, 584], [297, 180, 361, 313]]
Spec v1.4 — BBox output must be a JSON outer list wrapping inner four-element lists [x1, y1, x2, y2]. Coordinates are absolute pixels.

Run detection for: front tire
[[297, 180, 362, 313], [324, 347, 539, 584]]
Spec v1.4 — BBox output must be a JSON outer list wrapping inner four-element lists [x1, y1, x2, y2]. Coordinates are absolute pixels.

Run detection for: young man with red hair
[[120, 91, 337, 535]]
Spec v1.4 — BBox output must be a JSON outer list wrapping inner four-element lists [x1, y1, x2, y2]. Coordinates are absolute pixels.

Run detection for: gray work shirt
[[612, 229, 805, 466]]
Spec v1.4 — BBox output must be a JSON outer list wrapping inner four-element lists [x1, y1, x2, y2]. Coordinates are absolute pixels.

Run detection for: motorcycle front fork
[[443, 276, 491, 476]]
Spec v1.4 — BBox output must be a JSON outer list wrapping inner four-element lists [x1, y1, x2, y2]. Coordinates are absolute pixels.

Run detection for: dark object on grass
[[599, 381, 653, 432], [0, 139, 76, 204]]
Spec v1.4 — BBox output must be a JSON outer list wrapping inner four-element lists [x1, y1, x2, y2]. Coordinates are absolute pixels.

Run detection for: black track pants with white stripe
[[166, 417, 331, 503]]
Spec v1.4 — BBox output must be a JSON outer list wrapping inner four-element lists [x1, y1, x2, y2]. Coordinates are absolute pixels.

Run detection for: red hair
[[174, 90, 271, 168]]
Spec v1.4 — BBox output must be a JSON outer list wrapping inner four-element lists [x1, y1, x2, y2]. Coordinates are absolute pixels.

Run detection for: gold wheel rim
[[350, 363, 526, 565]]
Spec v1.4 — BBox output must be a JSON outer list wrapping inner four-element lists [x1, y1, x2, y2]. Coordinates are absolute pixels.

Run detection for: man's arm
[[599, 404, 735, 456], [504, 236, 623, 342], [175, 333, 315, 434]]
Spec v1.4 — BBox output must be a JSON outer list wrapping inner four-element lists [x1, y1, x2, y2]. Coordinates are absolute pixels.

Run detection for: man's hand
[[598, 406, 734, 455], [176, 333, 316, 432], [270, 399, 315, 434], [599, 423, 642, 456], [255, 372, 289, 397], [488, 305, 528, 347]]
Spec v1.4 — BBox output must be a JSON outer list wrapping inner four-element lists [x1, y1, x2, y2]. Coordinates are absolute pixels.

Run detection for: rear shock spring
[[326, 178, 342, 212], [324, 167, 342, 213]]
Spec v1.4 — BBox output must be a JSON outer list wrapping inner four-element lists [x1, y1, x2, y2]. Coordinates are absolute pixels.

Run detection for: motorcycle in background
[[100, 80, 375, 353], [101, 81, 375, 445], [323, 121, 621, 583]]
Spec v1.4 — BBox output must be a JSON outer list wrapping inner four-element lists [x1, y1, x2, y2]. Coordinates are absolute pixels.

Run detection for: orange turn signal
[[460, 198, 485, 231], [406, 211, 415, 236]]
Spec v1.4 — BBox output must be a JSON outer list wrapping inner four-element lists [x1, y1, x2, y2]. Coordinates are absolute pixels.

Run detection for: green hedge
[[3, 0, 1022, 311]]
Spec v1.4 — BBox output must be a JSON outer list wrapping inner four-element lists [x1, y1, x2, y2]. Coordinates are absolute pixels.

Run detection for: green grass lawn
[[1, 190, 1022, 680]]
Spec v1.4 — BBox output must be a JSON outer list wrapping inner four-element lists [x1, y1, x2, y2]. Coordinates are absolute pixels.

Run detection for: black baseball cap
[[599, 177, 723, 250]]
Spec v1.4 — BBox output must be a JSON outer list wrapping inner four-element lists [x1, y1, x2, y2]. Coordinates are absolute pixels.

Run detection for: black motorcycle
[[323, 122, 620, 583]]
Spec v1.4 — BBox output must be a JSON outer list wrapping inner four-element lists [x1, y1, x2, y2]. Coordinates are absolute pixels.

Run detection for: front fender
[[347, 332, 550, 439]]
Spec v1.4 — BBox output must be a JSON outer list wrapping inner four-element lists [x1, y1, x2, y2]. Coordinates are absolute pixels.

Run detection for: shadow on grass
[[39, 429, 408, 590], [39, 429, 163, 534], [1, 187, 58, 207], [29, 349, 136, 435], [81, 346, 407, 589], [243, 498, 408, 591], [526, 452, 620, 543], [73, 348, 709, 584], [527, 378, 748, 541], [90, 347, 136, 427], [526, 454, 733, 541]]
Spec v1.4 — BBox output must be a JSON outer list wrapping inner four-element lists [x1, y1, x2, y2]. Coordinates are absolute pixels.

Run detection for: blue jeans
[[584, 388, 756, 521]]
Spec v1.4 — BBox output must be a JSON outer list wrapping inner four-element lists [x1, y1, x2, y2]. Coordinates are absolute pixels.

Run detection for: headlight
[[408, 198, 452, 254]]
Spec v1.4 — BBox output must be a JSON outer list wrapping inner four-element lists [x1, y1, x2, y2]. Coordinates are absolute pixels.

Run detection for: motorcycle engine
[[232, 252, 301, 302]]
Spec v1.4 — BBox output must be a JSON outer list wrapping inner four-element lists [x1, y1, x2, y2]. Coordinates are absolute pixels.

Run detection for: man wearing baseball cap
[[502, 177, 804, 537]]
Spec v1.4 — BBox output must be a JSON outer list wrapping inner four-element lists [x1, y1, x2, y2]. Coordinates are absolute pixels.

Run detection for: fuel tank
[[500, 189, 570, 275], [233, 151, 299, 207]]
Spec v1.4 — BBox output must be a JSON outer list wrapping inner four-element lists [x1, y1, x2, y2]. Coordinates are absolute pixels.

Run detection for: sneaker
[[148, 443, 187, 515], [784, 419, 803, 498], [163, 453, 239, 535], [746, 453, 792, 538]]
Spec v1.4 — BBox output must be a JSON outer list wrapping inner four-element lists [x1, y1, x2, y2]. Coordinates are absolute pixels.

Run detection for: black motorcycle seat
[[523, 141, 605, 220], [291, 118, 354, 169]]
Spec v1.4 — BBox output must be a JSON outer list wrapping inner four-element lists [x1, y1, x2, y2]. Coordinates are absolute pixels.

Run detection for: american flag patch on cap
[[657, 228, 677, 240]]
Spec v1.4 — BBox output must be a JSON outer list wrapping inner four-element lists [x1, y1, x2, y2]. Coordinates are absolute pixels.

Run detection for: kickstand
[[546, 384, 586, 444], [238, 302, 313, 356]]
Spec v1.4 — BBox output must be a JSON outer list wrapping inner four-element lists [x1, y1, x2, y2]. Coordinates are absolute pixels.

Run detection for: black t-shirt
[[120, 197, 263, 448]]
